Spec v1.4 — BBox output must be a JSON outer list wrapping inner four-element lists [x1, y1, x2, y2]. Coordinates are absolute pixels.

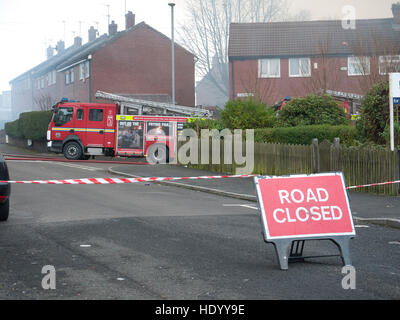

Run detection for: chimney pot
[[56, 40, 65, 54], [88, 26, 97, 42], [74, 36, 82, 47], [109, 20, 118, 36], [392, 3, 400, 25], [125, 11, 135, 29], [46, 46, 54, 59]]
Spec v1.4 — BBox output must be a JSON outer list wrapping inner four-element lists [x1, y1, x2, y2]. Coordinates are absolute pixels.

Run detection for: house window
[[52, 70, 56, 84], [40, 78, 44, 89], [258, 59, 280, 78], [79, 63, 85, 80], [289, 58, 311, 77], [348, 56, 370, 76], [70, 68, 75, 83], [65, 71, 70, 85], [85, 61, 90, 78], [379, 55, 400, 75]]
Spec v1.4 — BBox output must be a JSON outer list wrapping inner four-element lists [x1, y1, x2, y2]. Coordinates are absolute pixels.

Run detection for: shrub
[[4, 110, 53, 140], [221, 98, 276, 129], [357, 81, 390, 145], [184, 118, 224, 134], [254, 125, 358, 145], [19, 110, 53, 140], [4, 119, 23, 139], [276, 94, 349, 127]]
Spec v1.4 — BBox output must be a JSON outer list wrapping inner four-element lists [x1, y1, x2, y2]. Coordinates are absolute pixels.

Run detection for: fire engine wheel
[[146, 144, 169, 164], [63, 141, 83, 160]]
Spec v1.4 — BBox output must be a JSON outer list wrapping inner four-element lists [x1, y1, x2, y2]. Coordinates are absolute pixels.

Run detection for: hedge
[[4, 119, 24, 139], [5, 110, 53, 140], [254, 125, 358, 145]]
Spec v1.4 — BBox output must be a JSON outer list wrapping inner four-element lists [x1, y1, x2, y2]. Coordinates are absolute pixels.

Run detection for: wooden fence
[[178, 139, 399, 196]]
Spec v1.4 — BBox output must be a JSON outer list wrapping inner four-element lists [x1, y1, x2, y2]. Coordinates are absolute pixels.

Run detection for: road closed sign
[[255, 173, 355, 241]]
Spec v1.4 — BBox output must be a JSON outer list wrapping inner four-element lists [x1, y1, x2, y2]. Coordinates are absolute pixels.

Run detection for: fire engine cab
[[47, 92, 211, 163]]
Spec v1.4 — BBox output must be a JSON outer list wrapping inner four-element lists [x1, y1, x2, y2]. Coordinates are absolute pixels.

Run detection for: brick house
[[9, 12, 195, 119], [228, 4, 400, 114]]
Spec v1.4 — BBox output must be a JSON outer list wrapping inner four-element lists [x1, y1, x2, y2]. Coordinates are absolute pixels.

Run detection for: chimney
[[125, 11, 135, 29], [74, 36, 82, 47], [46, 46, 54, 59], [108, 20, 118, 36], [88, 26, 97, 42], [56, 40, 65, 54], [393, 3, 400, 25]]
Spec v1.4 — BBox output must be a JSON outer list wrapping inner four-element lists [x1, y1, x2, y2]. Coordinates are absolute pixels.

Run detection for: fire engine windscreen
[[54, 107, 73, 126]]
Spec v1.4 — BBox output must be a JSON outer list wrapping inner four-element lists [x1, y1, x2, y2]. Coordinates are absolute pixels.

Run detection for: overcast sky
[[0, 0, 396, 93]]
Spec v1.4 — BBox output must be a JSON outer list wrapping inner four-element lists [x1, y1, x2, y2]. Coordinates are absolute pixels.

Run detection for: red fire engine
[[47, 92, 210, 163]]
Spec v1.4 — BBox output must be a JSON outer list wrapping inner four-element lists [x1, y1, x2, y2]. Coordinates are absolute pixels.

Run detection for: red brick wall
[[32, 68, 90, 107], [230, 56, 388, 105], [92, 24, 195, 106]]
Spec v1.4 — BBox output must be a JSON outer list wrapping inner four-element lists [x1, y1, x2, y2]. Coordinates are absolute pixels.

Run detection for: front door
[[86, 107, 105, 147]]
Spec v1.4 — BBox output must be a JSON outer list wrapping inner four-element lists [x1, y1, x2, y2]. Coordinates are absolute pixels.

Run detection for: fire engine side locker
[[115, 115, 146, 157]]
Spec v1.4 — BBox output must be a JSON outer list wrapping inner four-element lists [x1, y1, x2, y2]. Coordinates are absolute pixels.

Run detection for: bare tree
[[300, 36, 342, 95], [34, 93, 56, 111], [178, 0, 306, 101], [238, 61, 278, 103], [348, 33, 400, 93]]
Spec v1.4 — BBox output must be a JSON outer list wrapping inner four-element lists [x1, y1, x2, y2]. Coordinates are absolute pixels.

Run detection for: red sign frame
[[255, 172, 356, 241]]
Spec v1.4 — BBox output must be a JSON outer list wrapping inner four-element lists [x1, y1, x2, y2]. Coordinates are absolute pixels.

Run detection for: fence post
[[398, 149, 400, 194], [312, 138, 320, 173]]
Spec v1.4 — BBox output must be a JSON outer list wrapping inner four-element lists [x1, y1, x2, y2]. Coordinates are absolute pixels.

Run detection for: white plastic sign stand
[[254, 172, 356, 270]]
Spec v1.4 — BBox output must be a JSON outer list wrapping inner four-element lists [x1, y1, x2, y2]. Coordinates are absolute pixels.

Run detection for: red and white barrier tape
[[0, 175, 398, 190], [0, 174, 257, 185], [346, 180, 400, 190]]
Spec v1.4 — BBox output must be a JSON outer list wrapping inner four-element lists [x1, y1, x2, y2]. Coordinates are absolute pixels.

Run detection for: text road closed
[[256, 174, 355, 240]]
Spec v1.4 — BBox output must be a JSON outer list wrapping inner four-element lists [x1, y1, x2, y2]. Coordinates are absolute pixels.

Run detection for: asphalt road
[[0, 159, 400, 300]]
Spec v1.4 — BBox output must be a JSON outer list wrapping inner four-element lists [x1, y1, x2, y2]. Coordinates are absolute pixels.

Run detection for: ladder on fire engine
[[95, 91, 211, 118]]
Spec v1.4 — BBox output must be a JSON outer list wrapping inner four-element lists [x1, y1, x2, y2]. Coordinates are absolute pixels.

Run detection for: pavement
[[1, 143, 400, 228]]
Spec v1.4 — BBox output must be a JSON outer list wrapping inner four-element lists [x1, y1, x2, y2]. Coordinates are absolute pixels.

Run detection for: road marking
[[51, 162, 102, 171], [223, 204, 258, 210], [8, 160, 103, 172], [355, 225, 370, 228]]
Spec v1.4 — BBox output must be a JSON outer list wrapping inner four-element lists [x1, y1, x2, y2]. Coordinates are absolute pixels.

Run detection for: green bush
[[357, 81, 390, 145], [254, 125, 358, 145], [276, 94, 349, 127], [184, 118, 224, 134], [4, 119, 24, 139], [5, 110, 53, 140], [221, 98, 276, 129]]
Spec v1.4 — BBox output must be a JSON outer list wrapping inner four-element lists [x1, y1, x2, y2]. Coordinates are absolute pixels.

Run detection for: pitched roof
[[229, 18, 400, 59], [11, 22, 194, 83]]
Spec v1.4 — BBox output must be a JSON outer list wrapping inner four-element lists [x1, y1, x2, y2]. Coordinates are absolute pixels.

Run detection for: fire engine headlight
[[47, 130, 51, 140]]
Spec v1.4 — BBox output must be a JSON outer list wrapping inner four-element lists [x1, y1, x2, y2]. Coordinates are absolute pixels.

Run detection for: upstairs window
[[79, 63, 85, 80], [348, 56, 370, 76], [70, 68, 75, 83], [258, 59, 280, 78], [289, 58, 311, 77], [85, 61, 90, 78], [65, 71, 70, 85], [379, 55, 400, 75]]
